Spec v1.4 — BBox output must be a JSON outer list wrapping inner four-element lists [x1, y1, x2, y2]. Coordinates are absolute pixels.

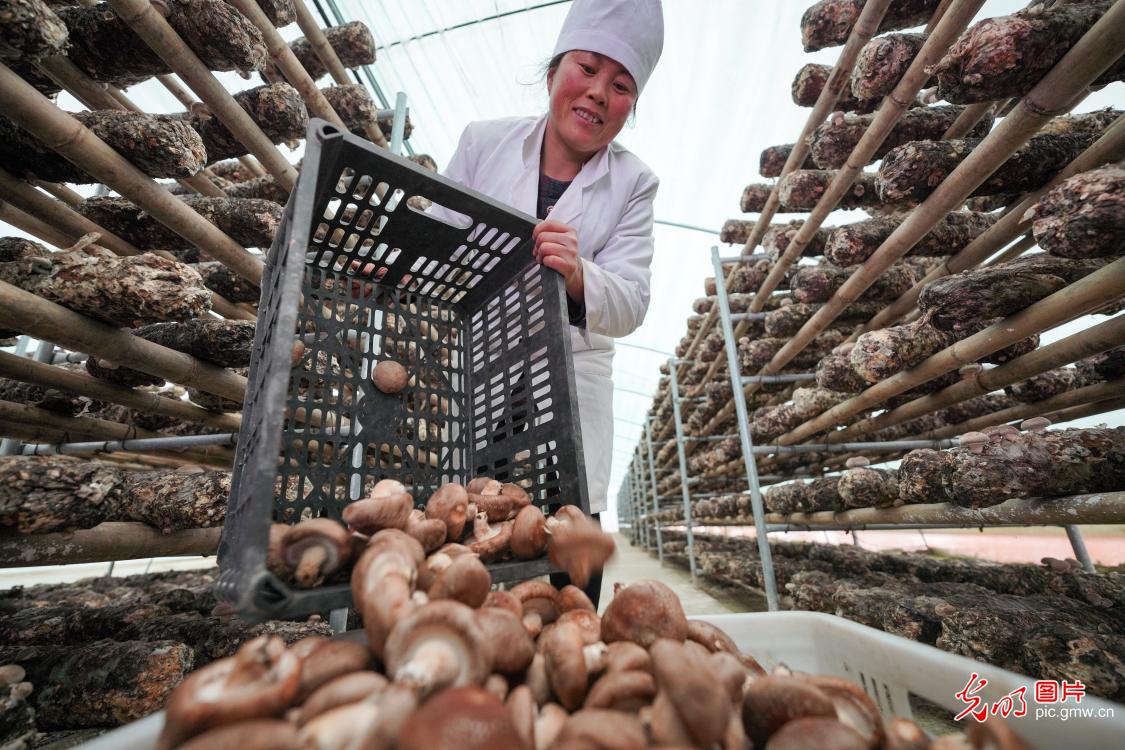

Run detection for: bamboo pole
[[839, 308, 1125, 440], [30, 180, 84, 207], [862, 114, 1125, 331], [0, 63, 264, 285], [1039, 394, 1125, 426], [759, 5, 1125, 399], [0, 201, 74, 248], [0, 522, 221, 567], [0, 400, 234, 466], [922, 379, 1125, 439], [226, 0, 347, 131], [778, 256, 1125, 445], [156, 74, 197, 108], [941, 100, 996, 139], [0, 350, 241, 432], [0, 168, 255, 321], [0, 280, 249, 402], [106, 0, 298, 192], [290, 0, 387, 147]]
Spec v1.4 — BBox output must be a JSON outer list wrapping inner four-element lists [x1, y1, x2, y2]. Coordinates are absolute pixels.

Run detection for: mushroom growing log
[[839, 463, 900, 509], [917, 253, 1110, 331], [759, 144, 815, 178], [184, 82, 307, 163], [850, 32, 927, 101], [824, 210, 997, 266], [764, 302, 878, 337], [122, 469, 231, 534], [851, 320, 955, 384], [809, 105, 994, 170], [0, 455, 125, 534], [800, 0, 944, 52], [897, 426, 1125, 507], [932, 0, 1125, 104], [77, 195, 282, 249], [0, 0, 68, 63], [0, 110, 207, 183], [791, 63, 878, 114], [739, 331, 846, 373], [740, 183, 774, 214], [192, 261, 262, 304], [0, 364, 95, 417], [17, 0, 268, 94], [224, 173, 289, 204], [877, 132, 1102, 203], [763, 220, 831, 263], [778, 170, 887, 211], [0, 236, 49, 263], [1029, 165, 1125, 259], [815, 351, 869, 393], [1004, 367, 1078, 404], [284, 20, 375, 82], [85, 319, 253, 387], [791, 261, 922, 304], [0, 249, 212, 328]]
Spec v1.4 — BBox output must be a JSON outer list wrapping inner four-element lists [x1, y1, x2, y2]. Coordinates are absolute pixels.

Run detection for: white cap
[[551, 0, 664, 94]]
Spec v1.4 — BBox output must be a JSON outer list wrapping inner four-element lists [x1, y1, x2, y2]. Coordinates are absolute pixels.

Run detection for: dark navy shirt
[[537, 173, 586, 326]]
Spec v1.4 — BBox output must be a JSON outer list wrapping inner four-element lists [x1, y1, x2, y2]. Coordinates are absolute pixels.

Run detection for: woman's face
[[547, 50, 637, 157]]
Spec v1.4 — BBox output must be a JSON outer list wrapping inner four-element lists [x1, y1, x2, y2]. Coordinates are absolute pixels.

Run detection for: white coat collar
[[517, 114, 612, 225]]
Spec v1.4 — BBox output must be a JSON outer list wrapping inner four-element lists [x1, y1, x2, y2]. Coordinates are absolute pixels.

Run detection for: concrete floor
[[596, 533, 746, 615]]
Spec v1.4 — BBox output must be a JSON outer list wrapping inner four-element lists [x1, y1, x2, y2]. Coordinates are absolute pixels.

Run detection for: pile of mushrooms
[[266, 477, 614, 591], [156, 569, 1028, 749]]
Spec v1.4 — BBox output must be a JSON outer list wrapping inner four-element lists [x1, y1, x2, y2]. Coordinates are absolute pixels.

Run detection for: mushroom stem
[[294, 544, 329, 588], [395, 639, 467, 696]]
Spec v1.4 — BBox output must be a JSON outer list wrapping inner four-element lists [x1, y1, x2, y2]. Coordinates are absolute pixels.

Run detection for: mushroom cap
[[605, 641, 652, 674], [342, 492, 414, 535], [601, 580, 688, 648], [649, 638, 731, 747], [845, 456, 870, 469], [175, 719, 300, 750], [804, 674, 883, 749], [966, 717, 1032, 750], [1021, 416, 1051, 433], [405, 510, 448, 553], [685, 619, 741, 656], [764, 716, 869, 750], [525, 652, 551, 707], [266, 523, 293, 580], [710, 651, 749, 705], [552, 504, 586, 526], [510, 505, 549, 559], [373, 360, 408, 394], [396, 686, 523, 750], [371, 478, 407, 497], [535, 702, 568, 748], [294, 671, 387, 726], [384, 600, 490, 696], [554, 708, 646, 750], [542, 621, 593, 711], [556, 608, 601, 645], [556, 584, 596, 613], [160, 635, 302, 748], [296, 699, 386, 750], [469, 492, 515, 522], [477, 607, 536, 675], [511, 580, 561, 624], [428, 553, 491, 608], [547, 515, 615, 589], [469, 517, 513, 562], [482, 590, 523, 618], [425, 483, 469, 541], [500, 482, 532, 509], [884, 716, 930, 750], [741, 675, 835, 747], [506, 684, 536, 749], [280, 518, 352, 586], [366, 528, 426, 566], [466, 476, 502, 495], [584, 669, 655, 712], [294, 640, 372, 702]]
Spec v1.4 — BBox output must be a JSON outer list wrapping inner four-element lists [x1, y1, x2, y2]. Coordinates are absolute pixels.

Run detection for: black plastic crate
[[216, 120, 589, 620]]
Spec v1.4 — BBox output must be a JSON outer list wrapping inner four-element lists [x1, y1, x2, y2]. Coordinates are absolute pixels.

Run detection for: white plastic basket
[[81, 611, 1123, 749]]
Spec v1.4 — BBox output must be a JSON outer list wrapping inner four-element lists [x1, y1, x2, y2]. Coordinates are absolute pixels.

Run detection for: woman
[[443, 0, 664, 605]]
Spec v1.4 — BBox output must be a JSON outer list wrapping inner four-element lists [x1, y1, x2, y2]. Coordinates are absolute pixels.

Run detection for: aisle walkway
[[596, 533, 740, 615]]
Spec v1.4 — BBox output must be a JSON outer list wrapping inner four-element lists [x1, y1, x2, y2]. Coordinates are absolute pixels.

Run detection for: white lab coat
[[443, 114, 659, 513]]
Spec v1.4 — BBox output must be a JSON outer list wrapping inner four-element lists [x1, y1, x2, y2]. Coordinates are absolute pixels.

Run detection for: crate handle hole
[[407, 197, 473, 230]]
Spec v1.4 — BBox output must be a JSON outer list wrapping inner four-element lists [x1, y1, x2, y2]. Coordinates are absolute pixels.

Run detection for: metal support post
[[389, 92, 408, 155], [711, 245, 780, 611], [1064, 525, 1097, 574], [667, 358, 697, 582], [637, 451, 651, 551], [644, 418, 664, 563], [0, 336, 33, 457]]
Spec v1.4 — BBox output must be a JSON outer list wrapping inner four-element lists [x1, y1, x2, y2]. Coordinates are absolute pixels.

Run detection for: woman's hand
[[532, 219, 584, 302]]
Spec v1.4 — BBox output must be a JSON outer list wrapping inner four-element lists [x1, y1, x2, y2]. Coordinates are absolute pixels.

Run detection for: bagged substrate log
[[964, 193, 1016, 213], [825, 210, 996, 266], [816, 351, 869, 392], [192, 261, 261, 303], [0, 0, 68, 62], [1029, 165, 1125, 259], [246, 0, 295, 26], [185, 82, 307, 163], [0, 640, 193, 730], [878, 132, 1101, 203], [791, 62, 878, 113], [793, 386, 856, 420], [43, 1, 267, 92], [850, 32, 926, 100], [224, 173, 288, 204], [0, 456, 125, 534], [739, 330, 846, 373], [719, 219, 755, 244], [728, 259, 783, 294], [778, 169, 885, 211], [132, 319, 255, 368], [765, 482, 811, 514], [938, 392, 1017, 425], [807, 475, 845, 511], [0, 367, 93, 417], [1041, 108, 1123, 137], [0, 249, 211, 328], [839, 466, 900, 509], [84, 354, 163, 388], [77, 195, 283, 249], [759, 144, 814, 178], [0, 110, 206, 183], [1005, 367, 1077, 403], [764, 301, 878, 337], [851, 320, 955, 384], [750, 403, 801, 441], [810, 105, 993, 170], [917, 253, 1110, 330], [323, 84, 379, 132], [207, 159, 257, 183], [187, 367, 246, 412], [801, 0, 943, 52], [0, 664, 36, 749], [285, 20, 374, 82], [1076, 346, 1125, 384], [740, 183, 773, 213], [86, 400, 222, 437], [122, 470, 230, 534], [932, 0, 1125, 104], [763, 220, 830, 263], [791, 260, 921, 303], [0, 237, 48, 263], [115, 613, 331, 665]]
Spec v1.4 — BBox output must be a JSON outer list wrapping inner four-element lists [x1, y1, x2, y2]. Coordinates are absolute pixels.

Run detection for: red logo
[[958, 677, 1085, 722]]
